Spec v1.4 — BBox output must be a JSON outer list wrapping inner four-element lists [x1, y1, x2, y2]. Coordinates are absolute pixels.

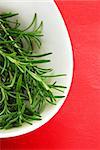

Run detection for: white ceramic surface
[[0, 0, 73, 138]]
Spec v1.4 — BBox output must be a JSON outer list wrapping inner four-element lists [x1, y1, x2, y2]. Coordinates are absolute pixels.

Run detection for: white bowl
[[0, 0, 73, 138]]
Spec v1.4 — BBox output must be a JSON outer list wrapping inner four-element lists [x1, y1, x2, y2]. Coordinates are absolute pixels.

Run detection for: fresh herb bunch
[[0, 12, 66, 129]]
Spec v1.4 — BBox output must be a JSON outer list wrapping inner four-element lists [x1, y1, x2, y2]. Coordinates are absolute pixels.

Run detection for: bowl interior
[[0, 0, 73, 138]]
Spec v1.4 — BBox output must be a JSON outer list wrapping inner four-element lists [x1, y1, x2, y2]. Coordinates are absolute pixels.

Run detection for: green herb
[[0, 12, 66, 129]]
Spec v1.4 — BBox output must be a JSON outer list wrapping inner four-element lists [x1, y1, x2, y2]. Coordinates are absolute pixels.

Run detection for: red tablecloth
[[1, 1, 100, 149]]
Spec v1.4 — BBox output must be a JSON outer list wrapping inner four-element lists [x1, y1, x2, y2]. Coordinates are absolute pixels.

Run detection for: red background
[[1, 1, 100, 149]]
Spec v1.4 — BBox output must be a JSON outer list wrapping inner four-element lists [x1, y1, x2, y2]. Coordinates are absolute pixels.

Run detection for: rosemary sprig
[[0, 12, 66, 129]]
